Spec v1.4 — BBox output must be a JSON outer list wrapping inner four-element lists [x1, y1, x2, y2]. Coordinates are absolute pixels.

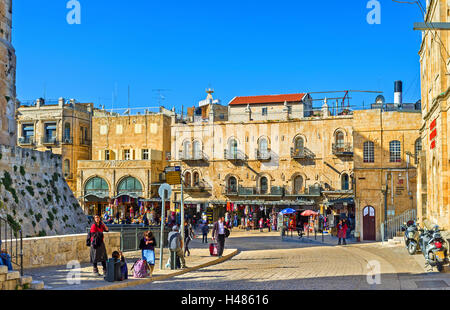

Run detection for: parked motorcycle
[[401, 220, 419, 255], [418, 225, 449, 272]]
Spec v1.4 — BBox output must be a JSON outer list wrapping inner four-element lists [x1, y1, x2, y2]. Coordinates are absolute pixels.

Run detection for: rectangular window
[[142, 149, 149, 160], [389, 141, 401, 163], [105, 150, 110, 160], [262, 108, 268, 116], [124, 149, 131, 160], [44, 123, 57, 143], [363, 141, 374, 163]]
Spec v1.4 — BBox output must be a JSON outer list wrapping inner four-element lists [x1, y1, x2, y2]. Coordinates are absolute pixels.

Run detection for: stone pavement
[[24, 246, 238, 290]]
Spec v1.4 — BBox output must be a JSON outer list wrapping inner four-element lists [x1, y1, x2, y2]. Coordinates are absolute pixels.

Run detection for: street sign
[[158, 183, 172, 200], [166, 171, 181, 185], [165, 166, 181, 172]]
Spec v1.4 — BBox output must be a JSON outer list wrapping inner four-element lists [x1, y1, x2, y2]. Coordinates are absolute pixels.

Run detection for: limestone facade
[[77, 112, 172, 216], [353, 110, 422, 241], [0, 0, 16, 147], [417, 0, 450, 234], [16, 99, 93, 192]]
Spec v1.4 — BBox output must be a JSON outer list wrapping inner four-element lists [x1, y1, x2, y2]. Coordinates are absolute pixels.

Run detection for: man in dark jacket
[[212, 216, 226, 258]]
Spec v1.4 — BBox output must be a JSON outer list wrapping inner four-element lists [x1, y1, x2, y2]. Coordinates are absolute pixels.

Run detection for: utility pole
[[180, 174, 185, 251]]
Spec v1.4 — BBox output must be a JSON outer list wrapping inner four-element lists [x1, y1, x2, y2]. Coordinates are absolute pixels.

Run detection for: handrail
[[0, 216, 23, 276], [385, 209, 416, 240]]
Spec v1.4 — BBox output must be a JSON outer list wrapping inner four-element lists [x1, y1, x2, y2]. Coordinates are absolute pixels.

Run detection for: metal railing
[[18, 136, 34, 145], [255, 149, 271, 161], [384, 209, 417, 240], [88, 225, 169, 252], [290, 147, 315, 159], [0, 216, 23, 276], [178, 151, 209, 161], [332, 143, 353, 156], [41, 136, 58, 145], [224, 149, 247, 161]]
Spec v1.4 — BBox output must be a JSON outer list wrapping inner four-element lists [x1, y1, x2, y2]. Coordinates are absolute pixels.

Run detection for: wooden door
[[363, 206, 376, 241]]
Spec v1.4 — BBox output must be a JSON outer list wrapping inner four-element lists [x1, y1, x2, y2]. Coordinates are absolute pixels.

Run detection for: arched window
[[294, 136, 304, 152], [259, 138, 268, 153], [64, 123, 71, 141], [293, 175, 304, 194], [193, 141, 201, 159], [85, 177, 109, 194], [117, 177, 143, 194], [341, 173, 349, 190], [63, 159, 70, 177], [260, 177, 268, 194], [335, 131, 345, 148], [229, 139, 238, 158], [389, 140, 401, 163], [193, 172, 200, 186], [228, 176, 237, 193], [363, 141, 374, 163], [183, 141, 191, 159], [415, 139, 422, 164], [184, 172, 192, 187]]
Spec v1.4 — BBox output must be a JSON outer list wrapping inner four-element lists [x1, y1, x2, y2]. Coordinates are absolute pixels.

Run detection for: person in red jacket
[[337, 219, 348, 245], [90, 215, 109, 276]]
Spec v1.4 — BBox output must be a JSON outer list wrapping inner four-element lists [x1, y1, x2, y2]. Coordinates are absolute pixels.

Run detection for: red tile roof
[[229, 93, 307, 106]]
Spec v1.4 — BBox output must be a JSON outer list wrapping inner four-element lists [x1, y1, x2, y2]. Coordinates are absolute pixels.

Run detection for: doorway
[[363, 206, 376, 241]]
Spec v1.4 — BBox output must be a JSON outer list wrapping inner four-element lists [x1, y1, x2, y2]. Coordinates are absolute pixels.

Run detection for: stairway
[[0, 266, 44, 290]]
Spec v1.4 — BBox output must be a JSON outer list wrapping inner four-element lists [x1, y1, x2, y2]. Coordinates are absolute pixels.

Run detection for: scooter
[[401, 220, 419, 255], [418, 225, 449, 272]]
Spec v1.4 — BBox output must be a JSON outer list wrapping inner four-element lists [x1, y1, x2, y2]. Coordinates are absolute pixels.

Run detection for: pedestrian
[[166, 225, 187, 269], [212, 216, 227, 258], [89, 215, 109, 276], [337, 220, 348, 245], [266, 217, 271, 232], [139, 231, 156, 277], [184, 221, 195, 256], [259, 217, 264, 232], [201, 221, 209, 243], [0, 246, 13, 271]]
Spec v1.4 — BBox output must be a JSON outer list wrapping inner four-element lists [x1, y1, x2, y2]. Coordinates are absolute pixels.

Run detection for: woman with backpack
[[89, 215, 109, 276], [139, 231, 156, 277]]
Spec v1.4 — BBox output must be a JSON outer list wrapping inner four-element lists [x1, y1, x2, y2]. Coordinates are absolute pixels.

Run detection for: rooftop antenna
[[152, 89, 171, 107]]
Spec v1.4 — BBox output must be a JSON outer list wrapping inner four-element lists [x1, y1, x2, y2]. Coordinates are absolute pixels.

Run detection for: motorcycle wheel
[[408, 242, 417, 255], [437, 263, 444, 273]]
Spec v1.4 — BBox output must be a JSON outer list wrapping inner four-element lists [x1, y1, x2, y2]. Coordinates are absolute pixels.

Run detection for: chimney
[[394, 80, 402, 107]]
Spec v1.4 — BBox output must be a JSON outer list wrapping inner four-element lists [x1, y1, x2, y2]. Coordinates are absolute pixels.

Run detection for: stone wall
[[0, 144, 88, 237], [16, 232, 120, 269]]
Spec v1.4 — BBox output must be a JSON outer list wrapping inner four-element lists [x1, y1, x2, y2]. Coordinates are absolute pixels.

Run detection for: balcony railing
[[41, 136, 58, 145], [178, 151, 208, 162], [255, 149, 271, 161], [184, 181, 212, 192], [18, 136, 34, 145], [332, 143, 353, 156], [238, 186, 284, 197], [62, 137, 73, 144], [290, 147, 315, 159], [222, 187, 239, 196], [285, 185, 322, 197], [224, 149, 247, 161]]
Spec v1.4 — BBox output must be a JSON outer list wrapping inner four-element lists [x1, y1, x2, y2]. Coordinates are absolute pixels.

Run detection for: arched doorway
[[363, 206, 376, 241]]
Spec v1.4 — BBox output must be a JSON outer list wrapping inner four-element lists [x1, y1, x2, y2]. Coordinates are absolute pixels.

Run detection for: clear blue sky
[[13, 0, 424, 112]]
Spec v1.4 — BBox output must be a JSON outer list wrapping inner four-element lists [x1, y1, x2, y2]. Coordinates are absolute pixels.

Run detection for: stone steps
[[0, 263, 44, 290]]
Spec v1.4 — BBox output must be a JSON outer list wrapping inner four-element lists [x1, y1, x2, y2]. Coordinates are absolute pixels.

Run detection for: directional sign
[[166, 171, 181, 185], [158, 183, 172, 200], [165, 166, 181, 172]]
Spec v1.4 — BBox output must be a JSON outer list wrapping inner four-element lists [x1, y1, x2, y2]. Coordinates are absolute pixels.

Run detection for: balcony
[[41, 136, 58, 145], [18, 136, 34, 145], [222, 187, 239, 196], [332, 143, 353, 156], [285, 185, 322, 197], [62, 137, 73, 144], [184, 181, 212, 192], [290, 147, 315, 159], [179, 151, 208, 162], [255, 149, 271, 161], [237, 186, 284, 197], [224, 149, 247, 161]]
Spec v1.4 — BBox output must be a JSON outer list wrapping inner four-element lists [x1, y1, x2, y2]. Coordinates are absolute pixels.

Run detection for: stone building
[[16, 98, 94, 192], [417, 0, 450, 236], [353, 108, 421, 241], [0, 0, 16, 147], [171, 91, 355, 225], [76, 110, 172, 216]]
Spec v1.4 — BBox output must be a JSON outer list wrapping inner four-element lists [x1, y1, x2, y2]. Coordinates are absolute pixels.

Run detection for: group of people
[[101, 211, 161, 226]]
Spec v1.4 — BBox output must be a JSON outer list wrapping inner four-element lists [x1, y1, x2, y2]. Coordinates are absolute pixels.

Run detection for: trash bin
[[105, 258, 121, 282]]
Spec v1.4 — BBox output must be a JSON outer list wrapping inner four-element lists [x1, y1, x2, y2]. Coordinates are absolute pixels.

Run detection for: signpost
[[158, 183, 172, 270]]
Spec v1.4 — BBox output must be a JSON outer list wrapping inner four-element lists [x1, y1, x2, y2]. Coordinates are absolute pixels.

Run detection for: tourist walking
[[167, 226, 187, 268], [212, 216, 227, 258], [89, 215, 109, 276], [139, 231, 156, 277], [184, 222, 195, 256], [259, 217, 264, 232], [201, 221, 209, 243], [337, 220, 348, 245]]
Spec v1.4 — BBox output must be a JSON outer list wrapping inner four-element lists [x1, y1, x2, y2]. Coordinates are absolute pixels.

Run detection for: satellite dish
[[375, 95, 385, 104]]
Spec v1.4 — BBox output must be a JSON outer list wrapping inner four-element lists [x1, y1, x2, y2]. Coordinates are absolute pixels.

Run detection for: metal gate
[[0, 216, 23, 276]]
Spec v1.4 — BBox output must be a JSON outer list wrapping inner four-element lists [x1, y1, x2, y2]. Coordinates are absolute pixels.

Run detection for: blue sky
[[13, 0, 424, 112]]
